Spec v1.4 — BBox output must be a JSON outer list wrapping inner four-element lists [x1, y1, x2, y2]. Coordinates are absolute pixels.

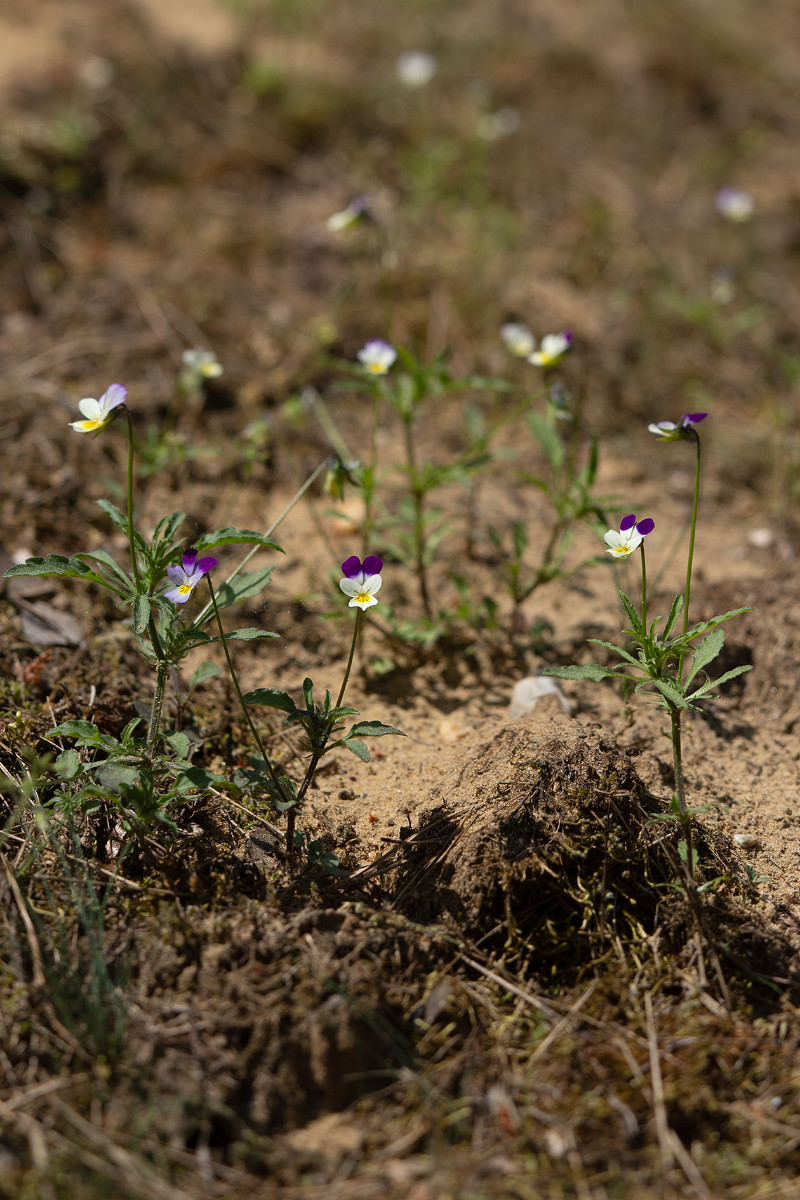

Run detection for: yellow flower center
[[354, 591, 372, 604], [612, 546, 631, 558], [366, 363, 385, 374], [178, 583, 192, 595]]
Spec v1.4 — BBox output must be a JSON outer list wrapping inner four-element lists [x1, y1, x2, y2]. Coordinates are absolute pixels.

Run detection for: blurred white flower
[[476, 107, 520, 141], [500, 322, 535, 358], [357, 340, 397, 375], [396, 51, 437, 88], [182, 348, 223, 379], [528, 332, 572, 368], [327, 195, 373, 233], [715, 188, 754, 223]]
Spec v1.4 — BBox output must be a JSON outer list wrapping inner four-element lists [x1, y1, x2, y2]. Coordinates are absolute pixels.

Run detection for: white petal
[[78, 397, 101, 419], [360, 573, 382, 595]]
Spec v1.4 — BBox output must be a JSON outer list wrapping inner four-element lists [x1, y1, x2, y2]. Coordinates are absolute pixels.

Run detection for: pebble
[[508, 676, 571, 718], [734, 833, 761, 849]]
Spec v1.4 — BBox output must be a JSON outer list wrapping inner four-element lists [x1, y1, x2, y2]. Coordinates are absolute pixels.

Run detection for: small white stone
[[508, 676, 571, 718], [734, 833, 761, 849]]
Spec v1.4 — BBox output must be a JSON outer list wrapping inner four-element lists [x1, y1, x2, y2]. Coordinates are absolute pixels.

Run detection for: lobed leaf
[[685, 627, 725, 685]]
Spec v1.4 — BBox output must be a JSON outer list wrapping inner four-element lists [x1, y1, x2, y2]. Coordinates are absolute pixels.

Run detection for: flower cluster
[[69, 383, 127, 434], [500, 324, 572, 367], [339, 555, 383, 610], [648, 412, 707, 441], [357, 340, 396, 375], [604, 514, 654, 560], [164, 548, 218, 603]]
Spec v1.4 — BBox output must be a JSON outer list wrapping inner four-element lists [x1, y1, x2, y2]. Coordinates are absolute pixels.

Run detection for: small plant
[[545, 413, 752, 882]]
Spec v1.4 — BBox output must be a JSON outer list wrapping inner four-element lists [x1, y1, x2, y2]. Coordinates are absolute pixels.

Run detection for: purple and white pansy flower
[[69, 383, 127, 434], [648, 412, 707, 441], [528, 331, 572, 368], [357, 340, 397, 375], [164, 548, 218, 603], [604, 514, 655, 560], [339, 555, 383, 610]]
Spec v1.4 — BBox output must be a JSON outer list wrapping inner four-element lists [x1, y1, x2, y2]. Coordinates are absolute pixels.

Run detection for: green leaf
[[662, 593, 684, 639], [542, 664, 622, 681], [587, 638, 643, 670], [133, 594, 151, 635], [78, 549, 132, 588], [343, 739, 370, 762], [685, 627, 724, 685], [688, 664, 753, 700], [190, 661, 221, 688], [346, 720, 406, 740], [617, 589, 643, 636], [687, 607, 752, 639], [194, 528, 283, 555], [164, 731, 191, 760], [527, 410, 564, 470], [652, 679, 689, 708], [302, 678, 314, 710], [54, 749, 81, 781], [204, 627, 279, 644], [4, 555, 105, 586], [96, 500, 147, 550], [215, 568, 274, 608], [242, 688, 296, 713]]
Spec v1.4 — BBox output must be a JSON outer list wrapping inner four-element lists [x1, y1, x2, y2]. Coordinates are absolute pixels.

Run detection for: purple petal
[[341, 555, 362, 578], [636, 518, 655, 536], [620, 514, 637, 532], [682, 412, 707, 425], [197, 556, 217, 574], [166, 564, 186, 584], [362, 555, 383, 575], [182, 548, 199, 571]]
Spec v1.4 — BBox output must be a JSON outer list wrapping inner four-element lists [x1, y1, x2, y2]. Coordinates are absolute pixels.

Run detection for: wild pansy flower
[[69, 383, 127, 434], [604, 514, 654, 560], [715, 188, 754, 223], [396, 51, 437, 88], [164, 548, 218, 603], [500, 321, 535, 358], [528, 332, 573, 368], [339, 555, 383, 610], [648, 413, 707, 441], [327, 195, 373, 233], [182, 348, 223, 379], [357, 340, 396, 375]]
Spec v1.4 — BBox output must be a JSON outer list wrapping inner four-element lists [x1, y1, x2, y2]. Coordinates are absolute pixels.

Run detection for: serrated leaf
[[133, 594, 151, 635], [687, 607, 752, 638], [214, 568, 274, 608], [164, 731, 191, 760], [343, 739, 370, 762], [4, 556, 105, 586], [662, 593, 684, 639], [205, 627, 280, 643], [194, 527, 283, 555], [688, 664, 753, 700], [78, 549, 132, 588], [652, 679, 689, 708], [617, 589, 643, 636], [346, 720, 406, 739], [542, 664, 622, 681], [685, 627, 724, 685], [587, 638, 643, 669], [242, 688, 296, 713]]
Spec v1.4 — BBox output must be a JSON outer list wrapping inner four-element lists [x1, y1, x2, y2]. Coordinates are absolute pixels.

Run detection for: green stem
[[640, 542, 648, 635], [680, 433, 702, 677], [193, 458, 328, 629], [124, 410, 142, 590], [403, 413, 432, 618], [146, 660, 169, 754], [290, 610, 363, 863], [670, 704, 694, 881], [361, 394, 381, 557], [204, 575, 286, 805]]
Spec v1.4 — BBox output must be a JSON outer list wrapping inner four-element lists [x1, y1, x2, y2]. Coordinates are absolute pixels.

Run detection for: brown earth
[[2, 1, 800, 1198]]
